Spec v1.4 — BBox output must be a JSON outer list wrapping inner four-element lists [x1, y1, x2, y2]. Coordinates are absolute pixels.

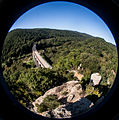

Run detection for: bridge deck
[[34, 50, 52, 69], [32, 43, 52, 69]]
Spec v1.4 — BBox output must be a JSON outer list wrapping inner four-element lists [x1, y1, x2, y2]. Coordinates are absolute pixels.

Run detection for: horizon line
[[9, 27, 116, 46]]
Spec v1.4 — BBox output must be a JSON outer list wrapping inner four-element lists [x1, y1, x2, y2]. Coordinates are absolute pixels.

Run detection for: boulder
[[90, 73, 102, 86]]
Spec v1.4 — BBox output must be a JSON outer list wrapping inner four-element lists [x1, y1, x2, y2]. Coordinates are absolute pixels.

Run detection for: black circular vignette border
[[0, 0, 119, 120]]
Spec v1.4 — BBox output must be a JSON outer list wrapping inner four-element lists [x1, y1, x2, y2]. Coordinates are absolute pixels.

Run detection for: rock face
[[32, 80, 94, 118], [52, 105, 71, 118], [52, 98, 93, 118], [90, 73, 102, 86], [32, 81, 83, 109]]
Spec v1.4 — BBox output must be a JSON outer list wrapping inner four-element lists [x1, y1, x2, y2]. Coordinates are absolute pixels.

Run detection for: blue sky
[[10, 1, 116, 45]]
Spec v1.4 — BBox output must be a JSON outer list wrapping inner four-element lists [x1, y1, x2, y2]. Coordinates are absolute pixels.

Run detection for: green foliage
[[35, 103, 47, 113], [36, 95, 61, 113], [85, 85, 94, 95], [85, 85, 101, 103], [3, 58, 67, 107], [2, 28, 118, 107]]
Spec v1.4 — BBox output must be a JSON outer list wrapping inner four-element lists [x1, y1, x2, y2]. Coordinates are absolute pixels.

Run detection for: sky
[[9, 1, 116, 45]]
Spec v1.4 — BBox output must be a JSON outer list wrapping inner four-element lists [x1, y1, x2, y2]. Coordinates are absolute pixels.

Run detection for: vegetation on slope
[[1, 28, 118, 108], [35, 95, 62, 113]]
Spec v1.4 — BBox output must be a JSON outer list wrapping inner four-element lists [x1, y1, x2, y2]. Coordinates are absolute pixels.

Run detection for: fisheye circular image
[[1, 1, 118, 118]]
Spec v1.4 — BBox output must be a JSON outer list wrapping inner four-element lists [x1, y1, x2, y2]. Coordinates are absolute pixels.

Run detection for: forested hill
[[2, 28, 93, 61], [2, 28, 117, 71], [1, 28, 118, 108]]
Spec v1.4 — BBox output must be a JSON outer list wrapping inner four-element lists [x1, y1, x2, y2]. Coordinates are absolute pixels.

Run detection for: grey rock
[[52, 97, 93, 118], [52, 105, 71, 118], [67, 94, 74, 102], [32, 80, 94, 118], [90, 73, 102, 86]]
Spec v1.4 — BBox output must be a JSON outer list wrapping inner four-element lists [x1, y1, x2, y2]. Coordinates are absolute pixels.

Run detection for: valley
[[1, 28, 118, 118]]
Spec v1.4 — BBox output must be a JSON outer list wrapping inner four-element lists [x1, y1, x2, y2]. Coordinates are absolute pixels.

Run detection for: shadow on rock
[[52, 97, 93, 118], [65, 97, 93, 117]]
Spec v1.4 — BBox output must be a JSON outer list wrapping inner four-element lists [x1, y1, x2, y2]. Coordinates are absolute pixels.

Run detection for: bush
[[35, 103, 47, 113], [92, 88, 101, 97], [85, 85, 94, 95], [36, 95, 61, 113], [43, 95, 61, 110]]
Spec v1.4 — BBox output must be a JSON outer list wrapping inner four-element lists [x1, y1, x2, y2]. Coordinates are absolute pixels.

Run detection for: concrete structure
[[32, 43, 52, 69]]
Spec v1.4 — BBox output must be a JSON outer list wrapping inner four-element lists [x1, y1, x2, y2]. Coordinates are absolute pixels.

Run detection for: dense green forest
[[1, 28, 118, 108]]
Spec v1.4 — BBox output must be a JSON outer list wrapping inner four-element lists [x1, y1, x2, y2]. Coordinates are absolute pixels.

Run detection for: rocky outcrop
[[32, 81, 82, 107], [52, 98, 93, 118], [90, 73, 102, 86], [39, 97, 93, 118], [32, 80, 94, 118]]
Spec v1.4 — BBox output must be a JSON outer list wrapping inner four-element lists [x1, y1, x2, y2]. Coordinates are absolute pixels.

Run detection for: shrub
[[43, 95, 61, 110], [35, 103, 47, 113], [36, 95, 61, 113], [92, 88, 101, 97], [85, 85, 94, 95]]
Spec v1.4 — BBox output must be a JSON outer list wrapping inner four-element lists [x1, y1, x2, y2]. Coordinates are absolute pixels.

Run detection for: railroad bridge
[[32, 43, 52, 69]]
